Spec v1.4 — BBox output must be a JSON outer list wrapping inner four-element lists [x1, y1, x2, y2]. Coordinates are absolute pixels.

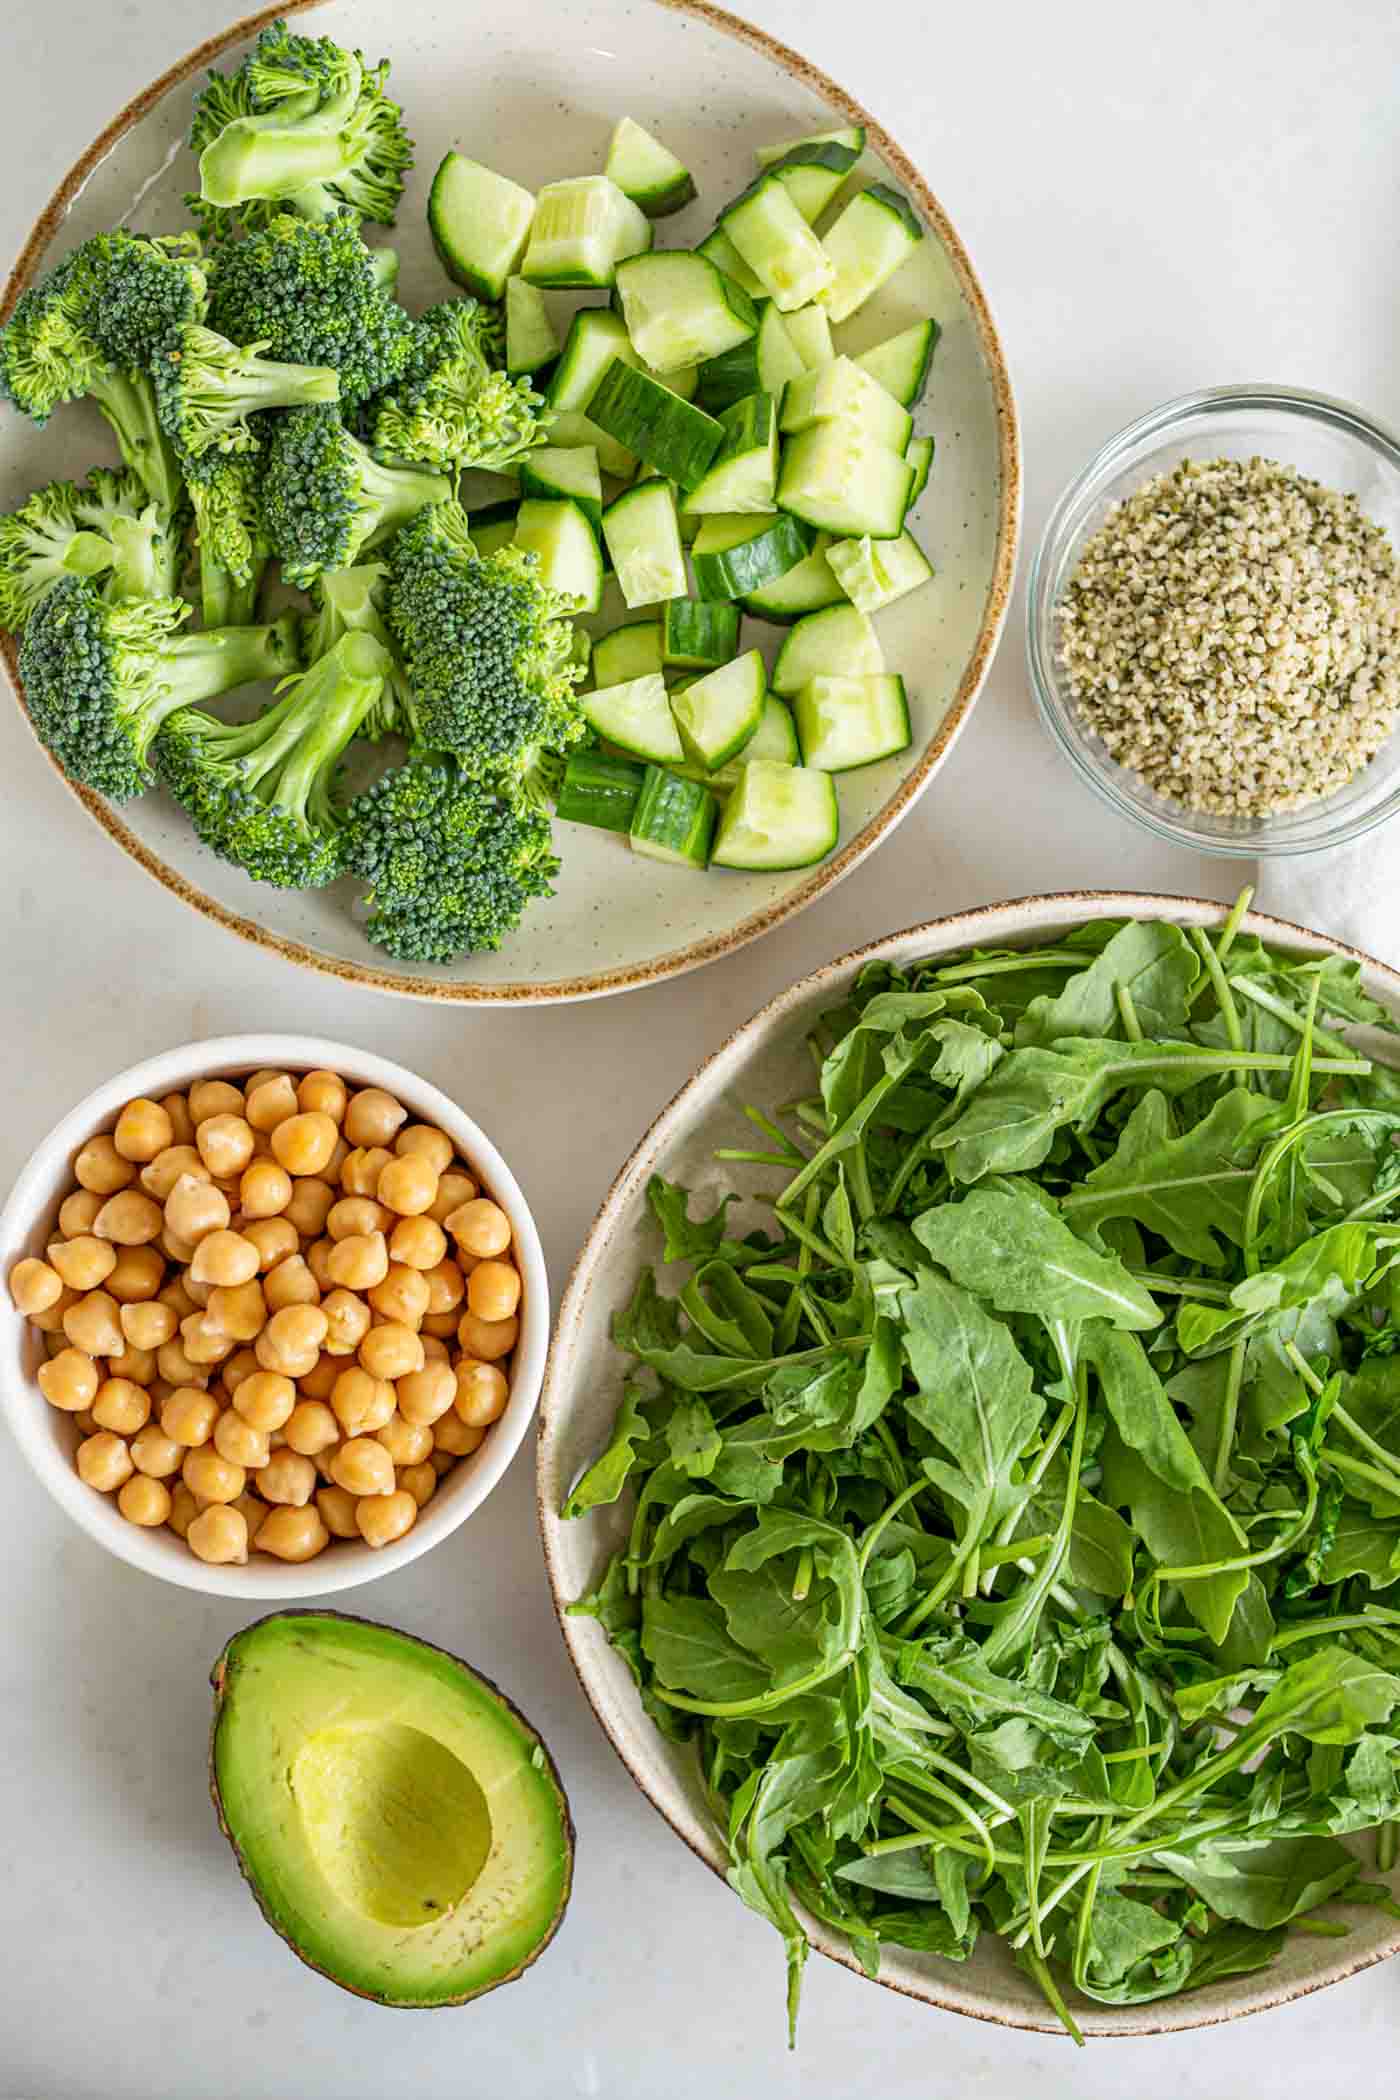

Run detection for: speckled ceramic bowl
[[0, 0, 1018, 1004], [538, 891, 1400, 2036]]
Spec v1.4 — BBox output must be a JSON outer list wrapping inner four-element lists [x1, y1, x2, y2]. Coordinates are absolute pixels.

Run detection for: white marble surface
[[1, 2, 1397, 2093]]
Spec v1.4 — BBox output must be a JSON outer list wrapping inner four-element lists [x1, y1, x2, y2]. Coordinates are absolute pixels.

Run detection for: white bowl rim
[[536, 889, 1400, 2036], [0, 0, 1021, 1007], [0, 1034, 549, 1599]]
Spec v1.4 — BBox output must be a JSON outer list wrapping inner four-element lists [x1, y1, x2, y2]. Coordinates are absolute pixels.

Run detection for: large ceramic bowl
[[0, 0, 1019, 1004], [537, 892, 1400, 2036]]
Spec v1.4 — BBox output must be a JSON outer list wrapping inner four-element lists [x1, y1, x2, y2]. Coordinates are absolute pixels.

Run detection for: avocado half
[[210, 1611, 574, 2006]]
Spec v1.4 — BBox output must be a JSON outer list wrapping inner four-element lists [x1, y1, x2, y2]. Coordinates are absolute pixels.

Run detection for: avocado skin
[[209, 1608, 575, 2007]]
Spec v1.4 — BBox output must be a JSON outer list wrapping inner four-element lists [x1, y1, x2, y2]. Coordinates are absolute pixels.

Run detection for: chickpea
[[117, 1474, 172, 1528], [304, 1237, 336, 1292], [190, 1229, 260, 1288], [106, 1343, 157, 1387], [388, 1215, 447, 1273], [255, 1505, 329, 1563], [196, 1113, 256, 1181], [468, 1259, 522, 1324], [161, 1229, 197, 1267], [327, 1232, 389, 1292], [399, 1461, 438, 1510], [420, 1334, 451, 1364], [255, 1449, 318, 1506], [378, 1413, 432, 1466], [64, 1290, 124, 1357], [340, 1146, 393, 1197], [428, 1169, 478, 1226], [77, 1431, 134, 1493], [356, 1489, 417, 1550], [434, 1411, 484, 1457], [298, 1357, 337, 1405], [130, 1424, 183, 1479], [140, 1145, 209, 1201], [431, 1450, 456, 1478], [181, 1311, 234, 1367], [104, 1246, 164, 1304], [424, 1258, 466, 1315], [47, 1235, 117, 1292], [421, 1310, 461, 1340], [182, 1447, 245, 1504], [58, 1188, 104, 1239], [38, 1347, 99, 1413], [245, 1075, 299, 1133], [221, 1347, 260, 1395], [243, 1069, 283, 1097], [29, 1285, 79, 1335], [446, 1198, 512, 1260], [206, 1280, 267, 1341], [376, 1153, 438, 1219], [10, 1257, 62, 1315], [160, 1093, 195, 1147], [73, 1409, 100, 1436], [326, 1195, 390, 1241], [369, 1263, 431, 1329], [187, 1503, 248, 1564], [232, 1370, 296, 1432], [156, 1338, 208, 1389], [189, 1079, 244, 1126], [232, 1489, 267, 1532], [315, 1483, 360, 1539], [331, 1436, 396, 1498], [92, 1377, 151, 1436], [255, 1303, 328, 1377], [263, 1255, 320, 1312], [344, 1088, 407, 1149], [395, 1124, 455, 1175], [283, 1400, 340, 1457], [158, 1275, 196, 1319], [394, 1360, 457, 1427], [271, 1113, 339, 1178], [164, 1173, 230, 1245], [321, 1288, 371, 1357], [243, 1217, 299, 1273], [284, 1178, 335, 1238], [454, 1359, 509, 1428], [113, 1098, 174, 1163], [457, 1308, 519, 1362], [331, 1366, 396, 1435], [360, 1322, 423, 1382], [214, 1409, 270, 1470], [161, 1387, 220, 1447], [74, 1135, 136, 1196], [92, 1189, 165, 1247], [167, 1482, 198, 1539], [239, 1158, 293, 1219], [299, 1069, 348, 1122]]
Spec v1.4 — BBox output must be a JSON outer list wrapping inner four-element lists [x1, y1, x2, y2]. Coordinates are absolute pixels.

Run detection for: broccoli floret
[[344, 748, 558, 962], [369, 298, 551, 473], [152, 321, 339, 463], [302, 563, 410, 734], [262, 404, 449, 587], [18, 575, 301, 799], [0, 470, 180, 632], [0, 248, 186, 512], [187, 453, 270, 626], [192, 21, 412, 235], [155, 628, 392, 887], [386, 499, 586, 783], [206, 212, 415, 408], [77, 231, 210, 368]]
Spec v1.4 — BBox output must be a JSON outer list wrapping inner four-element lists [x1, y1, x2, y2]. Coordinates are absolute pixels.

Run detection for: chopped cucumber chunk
[[696, 225, 765, 298], [682, 392, 778, 515], [465, 497, 519, 558], [581, 672, 684, 762], [605, 116, 696, 218], [826, 529, 933, 613], [719, 177, 835, 311], [783, 304, 835, 369], [630, 766, 717, 866], [772, 603, 884, 694], [853, 319, 940, 408], [428, 154, 535, 301], [513, 497, 604, 612], [793, 672, 911, 770], [504, 276, 558, 375], [586, 363, 723, 489], [691, 511, 814, 600], [780, 356, 912, 453], [905, 434, 934, 506], [556, 749, 646, 831], [670, 647, 767, 770], [696, 302, 803, 411], [592, 620, 664, 687], [677, 693, 800, 790], [777, 421, 914, 539], [818, 182, 923, 322], [711, 760, 838, 870], [742, 533, 844, 622], [519, 445, 603, 536], [663, 598, 741, 670], [615, 251, 756, 373], [521, 176, 653, 288], [766, 139, 861, 224], [602, 479, 688, 607], [548, 311, 643, 474], [755, 125, 865, 168]]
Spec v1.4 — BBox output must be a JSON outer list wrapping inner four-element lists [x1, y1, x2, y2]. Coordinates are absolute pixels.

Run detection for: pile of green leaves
[[562, 894, 1400, 2041]]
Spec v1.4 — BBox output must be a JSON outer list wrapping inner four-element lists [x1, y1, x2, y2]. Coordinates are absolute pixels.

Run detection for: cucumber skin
[[556, 750, 646, 831], [630, 766, 718, 866], [711, 760, 839, 870], [585, 363, 724, 491], [663, 598, 741, 669], [427, 153, 533, 302], [692, 514, 814, 601]]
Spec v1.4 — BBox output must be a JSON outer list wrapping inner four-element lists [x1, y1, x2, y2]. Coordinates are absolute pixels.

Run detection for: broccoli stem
[[150, 611, 303, 721], [200, 119, 367, 208], [109, 514, 182, 604], [358, 454, 454, 549], [206, 630, 389, 814], [89, 368, 183, 514], [199, 546, 264, 627]]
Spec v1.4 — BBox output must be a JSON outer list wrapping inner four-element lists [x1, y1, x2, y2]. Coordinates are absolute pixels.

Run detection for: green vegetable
[[369, 300, 552, 473], [153, 322, 340, 463], [262, 405, 450, 586], [564, 895, 1400, 2039], [0, 468, 182, 633], [187, 454, 270, 627]]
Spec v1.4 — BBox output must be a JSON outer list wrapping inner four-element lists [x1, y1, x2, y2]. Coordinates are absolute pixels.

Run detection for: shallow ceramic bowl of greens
[[537, 890, 1400, 2036]]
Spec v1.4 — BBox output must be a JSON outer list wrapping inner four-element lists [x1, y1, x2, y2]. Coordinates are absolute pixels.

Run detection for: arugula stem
[[1240, 1107, 1400, 1262], [649, 1648, 855, 1719], [1023, 1948, 1084, 2047], [981, 1337, 1087, 1666], [856, 1477, 928, 1576], [1378, 1823, 1398, 1875], [1272, 1609, 1400, 1650], [1323, 1447, 1400, 1503], [1230, 974, 1365, 1060], [1211, 1339, 1246, 1496], [1328, 1403, 1400, 1485], [1115, 982, 1144, 1041], [1190, 925, 1246, 1058], [933, 950, 1087, 985]]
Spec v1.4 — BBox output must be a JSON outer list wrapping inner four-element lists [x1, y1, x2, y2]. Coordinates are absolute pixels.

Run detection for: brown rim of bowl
[[535, 890, 1400, 2036], [0, 0, 1021, 1007]]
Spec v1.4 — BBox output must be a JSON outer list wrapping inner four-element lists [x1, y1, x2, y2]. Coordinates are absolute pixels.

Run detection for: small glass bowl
[[1026, 383, 1400, 857]]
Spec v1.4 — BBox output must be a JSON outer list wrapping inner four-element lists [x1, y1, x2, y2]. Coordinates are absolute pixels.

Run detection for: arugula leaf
[[1063, 1087, 1276, 1266], [1016, 920, 1199, 1048], [912, 1182, 1161, 1329], [1151, 1835, 1359, 1927], [647, 1174, 741, 1264], [561, 1380, 651, 1517], [900, 1268, 1042, 1551]]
